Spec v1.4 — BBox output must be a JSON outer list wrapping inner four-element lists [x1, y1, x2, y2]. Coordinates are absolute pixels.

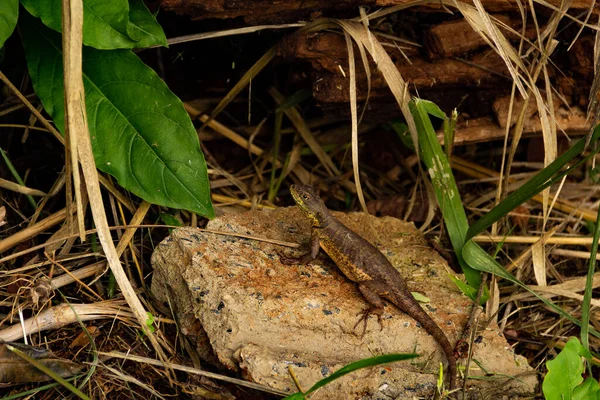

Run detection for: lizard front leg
[[280, 227, 321, 265]]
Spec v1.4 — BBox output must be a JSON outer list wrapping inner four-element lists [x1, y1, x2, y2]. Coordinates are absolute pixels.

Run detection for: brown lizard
[[280, 184, 458, 392]]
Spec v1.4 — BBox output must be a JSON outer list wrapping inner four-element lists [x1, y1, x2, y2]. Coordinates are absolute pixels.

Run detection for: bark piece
[[0, 343, 82, 384], [279, 32, 509, 104], [493, 95, 589, 134], [160, 0, 598, 24], [439, 111, 590, 146], [425, 15, 505, 58]]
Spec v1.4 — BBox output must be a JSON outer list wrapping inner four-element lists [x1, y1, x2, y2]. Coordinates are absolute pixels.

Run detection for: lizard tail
[[394, 297, 458, 394]]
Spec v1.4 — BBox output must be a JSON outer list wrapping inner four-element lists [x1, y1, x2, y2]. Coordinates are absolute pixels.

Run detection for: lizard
[[280, 184, 458, 392]]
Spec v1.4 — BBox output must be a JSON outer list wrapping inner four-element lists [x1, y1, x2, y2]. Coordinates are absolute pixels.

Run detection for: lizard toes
[[277, 250, 297, 265]]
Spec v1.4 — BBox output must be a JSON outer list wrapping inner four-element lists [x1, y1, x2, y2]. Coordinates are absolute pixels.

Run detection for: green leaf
[[20, 0, 166, 49], [21, 14, 214, 218], [145, 312, 155, 333], [0, 0, 17, 48], [126, 0, 167, 47], [543, 337, 596, 400], [159, 213, 183, 227], [387, 119, 413, 150], [573, 378, 600, 400], [411, 291, 430, 303], [419, 99, 446, 119], [448, 274, 484, 303]]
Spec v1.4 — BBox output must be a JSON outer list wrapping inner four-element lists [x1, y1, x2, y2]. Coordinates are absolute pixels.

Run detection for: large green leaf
[[20, 14, 214, 218], [543, 337, 595, 400], [0, 0, 17, 48], [20, 0, 166, 49]]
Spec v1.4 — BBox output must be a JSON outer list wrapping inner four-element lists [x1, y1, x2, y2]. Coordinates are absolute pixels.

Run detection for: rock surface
[[151, 207, 537, 399]]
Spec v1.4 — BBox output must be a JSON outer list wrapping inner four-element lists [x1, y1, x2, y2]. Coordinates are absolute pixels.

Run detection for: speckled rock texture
[[151, 207, 537, 399]]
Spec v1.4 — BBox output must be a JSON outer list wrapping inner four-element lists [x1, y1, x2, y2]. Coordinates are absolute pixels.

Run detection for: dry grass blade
[[166, 23, 305, 46], [0, 301, 134, 342], [0, 208, 68, 254], [473, 235, 599, 245], [364, 0, 434, 20], [269, 87, 340, 176], [1, 223, 291, 268], [60, 0, 169, 365], [452, 156, 599, 222], [199, 114, 264, 156], [0, 178, 46, 196], [342, 28, 366, 213], [337, 20, 419, 154], [0, 72, 64, 145], [50, 262, 107, 290], [114, 201, 151, 256], [197, 113, 314, 184], [332, 19, 419, 213], [506, 286, 600, 308], [166, 23, 306, 48], [451, 0, 529, 97], [205, 46, 277, 127], [99, 351, 290, 396], [97, 363, 165, 399], [531, 240, 547, 286], [211, 193, 276, 209], [62, 0, 84, 242], [527, 0, 565, 222], [553, 249, 600, 261], [533, 0, 599, 29]]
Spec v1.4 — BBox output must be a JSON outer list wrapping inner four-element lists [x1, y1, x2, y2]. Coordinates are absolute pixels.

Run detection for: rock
[[151, 207, 536, 399]]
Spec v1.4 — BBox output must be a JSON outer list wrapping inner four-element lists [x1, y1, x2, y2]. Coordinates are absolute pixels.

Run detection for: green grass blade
[[7, 345, 90, 400], [281, 354, 420, 399], [466, 125, 600, 240], [0, 147, 37, 209], [411, 98, 480, 288], [462, 241, 600, 338], [303, 354, 418, 397], [581, 197, 600, 351]]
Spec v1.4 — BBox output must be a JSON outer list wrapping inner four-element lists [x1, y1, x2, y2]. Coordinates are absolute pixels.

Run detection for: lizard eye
[[303, 194, 310, 200]]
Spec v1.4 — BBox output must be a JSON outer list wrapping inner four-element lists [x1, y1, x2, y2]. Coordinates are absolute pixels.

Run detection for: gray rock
[[151, 207, 536, 399]]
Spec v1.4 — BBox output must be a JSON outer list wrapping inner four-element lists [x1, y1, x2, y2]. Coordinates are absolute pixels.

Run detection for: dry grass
[[0, 0, 599, 398]]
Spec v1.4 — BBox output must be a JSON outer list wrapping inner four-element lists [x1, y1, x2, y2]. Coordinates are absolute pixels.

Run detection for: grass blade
[[467, 125, 600, 240], [411, 98, 480, 288], [282, 353, 418, 399]]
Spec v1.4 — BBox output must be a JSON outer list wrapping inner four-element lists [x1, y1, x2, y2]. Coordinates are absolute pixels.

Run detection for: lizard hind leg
[[353, 281, 389, 336], [353, 305, 384, 337]]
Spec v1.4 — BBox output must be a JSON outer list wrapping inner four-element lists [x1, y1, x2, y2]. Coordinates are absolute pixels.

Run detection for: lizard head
[[290, 184, 328, 226]]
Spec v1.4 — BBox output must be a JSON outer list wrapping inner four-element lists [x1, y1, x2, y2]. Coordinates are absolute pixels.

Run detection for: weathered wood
[[278, 32, 509, 104], [160, 0, 597, 23], [440, 108, 590, 145], [424, 15, 539, 58], [160, 0, 596, 144]]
